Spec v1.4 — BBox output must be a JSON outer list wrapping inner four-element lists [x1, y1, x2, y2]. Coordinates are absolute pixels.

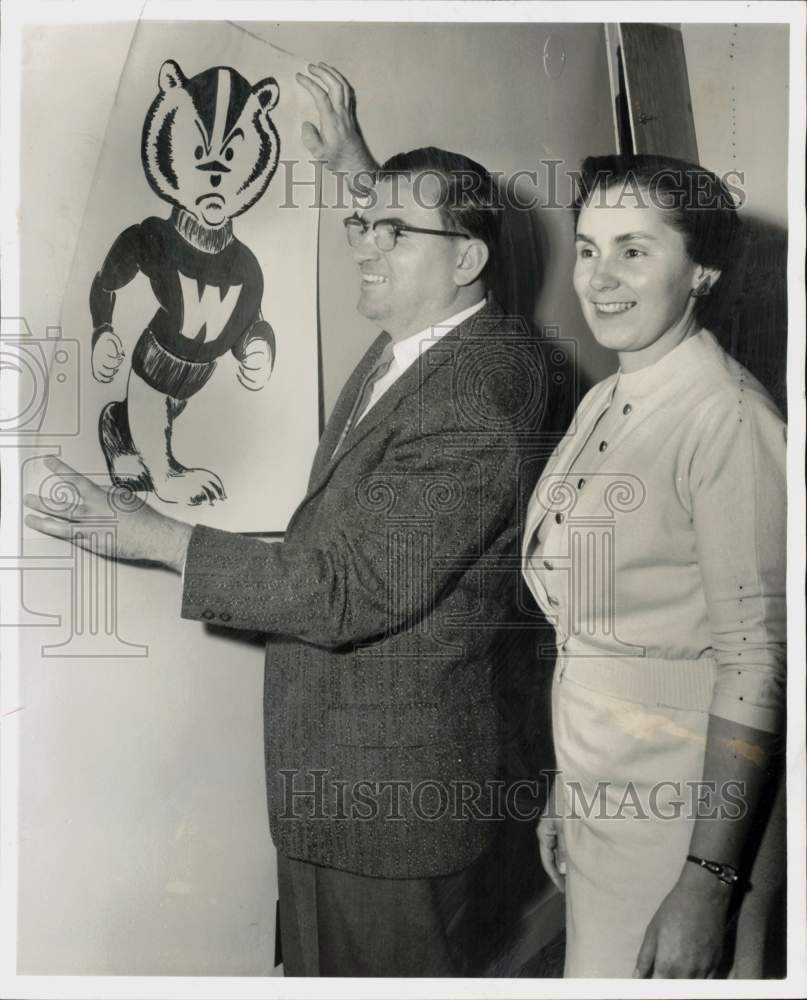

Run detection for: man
[[26, 65, 550, 976]]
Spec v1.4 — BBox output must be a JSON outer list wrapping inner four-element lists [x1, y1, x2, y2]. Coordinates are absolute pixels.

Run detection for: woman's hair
[[571, 153, 740, 275], [571, 153, 787, 416]]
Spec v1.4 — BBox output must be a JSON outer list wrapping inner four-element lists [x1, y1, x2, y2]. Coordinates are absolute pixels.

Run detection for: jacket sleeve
[[689, 387, 787, 733], [180, 401, 523, 649]]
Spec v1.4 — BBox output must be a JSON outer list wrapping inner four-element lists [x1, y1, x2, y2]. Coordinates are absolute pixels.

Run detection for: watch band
[[686, 854, 740, 885]]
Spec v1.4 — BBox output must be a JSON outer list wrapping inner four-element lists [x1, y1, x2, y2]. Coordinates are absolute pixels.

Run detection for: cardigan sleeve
[[688, 387, 786, 732]]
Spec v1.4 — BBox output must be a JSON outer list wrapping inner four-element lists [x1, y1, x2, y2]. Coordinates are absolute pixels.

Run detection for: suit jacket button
[[220, 612, 231, 622], [202, 610, 215, 620]]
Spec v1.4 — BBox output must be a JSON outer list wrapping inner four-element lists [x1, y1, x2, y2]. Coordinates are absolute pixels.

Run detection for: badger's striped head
[[142, 60, 280, 228]]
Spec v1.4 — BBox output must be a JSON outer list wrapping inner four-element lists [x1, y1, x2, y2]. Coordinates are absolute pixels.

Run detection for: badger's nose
[[211, 174, 221, 188]]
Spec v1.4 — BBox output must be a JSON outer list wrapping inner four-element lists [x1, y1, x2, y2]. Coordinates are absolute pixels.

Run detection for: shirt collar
[[390, 298, 486, 373]]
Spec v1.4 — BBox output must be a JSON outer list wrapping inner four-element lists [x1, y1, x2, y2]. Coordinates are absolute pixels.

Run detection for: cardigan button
[[202, 610, 215, 620], [547, 594, 560, 607], [623, 403, 632, 415], [577, 478, 586, 489], [543, 559, 554, 571], [220, 612, 232, 622], [555, 512, 564, 524], [599, 440, 608, 452]]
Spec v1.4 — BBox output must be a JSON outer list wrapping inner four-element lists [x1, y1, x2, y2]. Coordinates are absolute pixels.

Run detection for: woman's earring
[[690, 279, 712, 298]]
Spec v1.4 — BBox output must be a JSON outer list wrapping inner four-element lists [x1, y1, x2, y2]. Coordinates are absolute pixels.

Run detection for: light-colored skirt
[[551, 658, 784, 978]]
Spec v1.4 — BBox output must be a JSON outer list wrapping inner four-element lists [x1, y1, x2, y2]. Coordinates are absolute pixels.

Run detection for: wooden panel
[[619, 23, 699, 161]]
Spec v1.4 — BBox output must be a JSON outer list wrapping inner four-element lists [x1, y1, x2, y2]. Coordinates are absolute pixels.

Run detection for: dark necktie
[[331, 346, 394, 458]]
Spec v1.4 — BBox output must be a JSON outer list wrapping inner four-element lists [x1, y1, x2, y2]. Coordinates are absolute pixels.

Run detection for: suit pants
[[277, 851, 490, 977]]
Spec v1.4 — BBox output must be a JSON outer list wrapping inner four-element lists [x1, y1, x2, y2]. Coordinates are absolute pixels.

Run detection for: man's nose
[[352, 232, 380, 262]]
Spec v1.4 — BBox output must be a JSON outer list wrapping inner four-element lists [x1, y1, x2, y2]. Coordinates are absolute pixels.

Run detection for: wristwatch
[[686, 854, 740, 886]]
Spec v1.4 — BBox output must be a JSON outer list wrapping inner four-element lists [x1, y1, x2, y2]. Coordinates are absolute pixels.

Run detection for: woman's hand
[[536, 811, 567, 894], [295, 63, 377, 184], [633, 868, 732, 978]]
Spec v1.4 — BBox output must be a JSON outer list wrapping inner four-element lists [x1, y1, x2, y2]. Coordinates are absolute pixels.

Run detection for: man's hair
[[377, 147, 502, 273]]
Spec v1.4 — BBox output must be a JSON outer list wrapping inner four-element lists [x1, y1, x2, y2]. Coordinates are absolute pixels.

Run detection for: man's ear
[[454, 239, 489, 287]]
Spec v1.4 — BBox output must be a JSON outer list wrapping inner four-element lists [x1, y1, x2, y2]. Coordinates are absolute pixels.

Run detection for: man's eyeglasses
[[343, 214, 469, 252]]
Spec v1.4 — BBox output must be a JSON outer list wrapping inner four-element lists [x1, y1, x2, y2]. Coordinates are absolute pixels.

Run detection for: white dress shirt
[[356, 298, 486, 423]]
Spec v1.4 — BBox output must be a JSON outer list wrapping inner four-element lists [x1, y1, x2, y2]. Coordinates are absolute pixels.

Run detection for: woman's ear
[[691, 265, 722, 296], [454, 239, 490, 287]]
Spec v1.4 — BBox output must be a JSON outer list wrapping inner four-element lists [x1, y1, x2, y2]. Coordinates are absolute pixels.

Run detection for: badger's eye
[[194, 145, 204, 160], [224, 147, 234, 162]]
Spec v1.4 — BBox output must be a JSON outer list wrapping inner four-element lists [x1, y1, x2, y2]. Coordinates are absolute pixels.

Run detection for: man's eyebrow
[[368, 216, 408, 227]]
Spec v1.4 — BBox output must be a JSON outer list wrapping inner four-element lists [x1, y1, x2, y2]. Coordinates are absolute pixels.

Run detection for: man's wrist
[[160, 518, 194, 574]]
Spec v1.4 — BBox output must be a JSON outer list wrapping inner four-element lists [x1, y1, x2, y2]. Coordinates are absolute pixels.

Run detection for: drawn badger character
[[90, 59, 280, 505]]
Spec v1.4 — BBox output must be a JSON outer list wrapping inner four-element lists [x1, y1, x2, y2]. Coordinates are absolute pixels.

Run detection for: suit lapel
[[306, 333, 390, 491], [303, 302, 500, 504]]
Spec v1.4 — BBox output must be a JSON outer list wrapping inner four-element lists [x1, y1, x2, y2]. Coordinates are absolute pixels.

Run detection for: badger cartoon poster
[[9, 18, 324, 976], [58, 21, 321, 531]]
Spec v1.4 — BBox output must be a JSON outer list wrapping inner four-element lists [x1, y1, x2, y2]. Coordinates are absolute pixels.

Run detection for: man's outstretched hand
[[24, 455, 192, 573], [296, 63, 378, 187]]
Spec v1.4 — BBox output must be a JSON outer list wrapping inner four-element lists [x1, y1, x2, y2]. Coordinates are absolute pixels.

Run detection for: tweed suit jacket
[[181, 301, 550, 878]]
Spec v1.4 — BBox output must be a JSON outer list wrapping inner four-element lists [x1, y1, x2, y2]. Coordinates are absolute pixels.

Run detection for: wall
[[681, 23, 789, 410], [248, 20, 620, 412], [16, 19, 615, 974], [682, 23, 788, 227]]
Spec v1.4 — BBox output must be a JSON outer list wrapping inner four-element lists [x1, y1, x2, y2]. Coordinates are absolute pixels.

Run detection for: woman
[[523, 154, 786, 978]]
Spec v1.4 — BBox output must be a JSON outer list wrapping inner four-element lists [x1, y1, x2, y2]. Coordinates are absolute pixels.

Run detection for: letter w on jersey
[[178, 273, 242, 342]]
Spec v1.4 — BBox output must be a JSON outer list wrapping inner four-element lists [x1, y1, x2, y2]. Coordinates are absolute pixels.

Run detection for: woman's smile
[[591, 301, 637, 315]]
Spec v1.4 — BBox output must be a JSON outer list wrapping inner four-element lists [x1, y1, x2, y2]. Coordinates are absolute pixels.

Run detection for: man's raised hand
[[296, 62, 377, 186]]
